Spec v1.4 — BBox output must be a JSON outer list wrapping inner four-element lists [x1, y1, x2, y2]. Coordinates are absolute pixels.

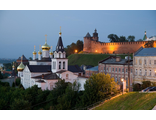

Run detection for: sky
[[0, 10, 156, 59]]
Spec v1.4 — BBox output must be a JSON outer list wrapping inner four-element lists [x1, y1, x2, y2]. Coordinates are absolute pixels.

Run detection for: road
[[0, 77, 15, 86]]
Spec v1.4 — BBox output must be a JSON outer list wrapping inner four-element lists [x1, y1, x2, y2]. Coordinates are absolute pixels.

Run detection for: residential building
[[133, 47, 156, 84], [98, 56, 133, 91]]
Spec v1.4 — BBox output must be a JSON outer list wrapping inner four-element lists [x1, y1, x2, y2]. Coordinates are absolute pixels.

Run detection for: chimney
[[42, 74, 44, 79], [116, 56, 121, 62]]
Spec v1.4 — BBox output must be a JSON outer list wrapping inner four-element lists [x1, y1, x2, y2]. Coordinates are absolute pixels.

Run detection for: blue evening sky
[[0, 10, 156, 59]]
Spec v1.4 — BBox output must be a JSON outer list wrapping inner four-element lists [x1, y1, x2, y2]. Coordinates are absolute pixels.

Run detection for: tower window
[[59, 53, 61, 58], [53, 61, 56, 69], [63, 62, 65, 69], [59, 62, 61, 69]]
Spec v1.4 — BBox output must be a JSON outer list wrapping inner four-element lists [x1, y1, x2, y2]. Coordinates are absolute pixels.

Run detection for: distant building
[[133, 47, 156, 84], [16, 55, 28, 65]]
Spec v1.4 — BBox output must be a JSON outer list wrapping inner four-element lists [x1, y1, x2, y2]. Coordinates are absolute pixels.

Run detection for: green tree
[[127, 35, 135, 42], [108, 34, 119, 42], [56, 81, 80, 110], [29, 57, 32, 60], [15, 77, 21, 86], [12, 82, 15, 87], [79, 73, 118, 107], [119, 36, 128, 42], [10, 99, 31, 110]]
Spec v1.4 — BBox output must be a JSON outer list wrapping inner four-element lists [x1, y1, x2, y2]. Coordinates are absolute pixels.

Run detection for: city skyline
[[0, 10, 156, 59]]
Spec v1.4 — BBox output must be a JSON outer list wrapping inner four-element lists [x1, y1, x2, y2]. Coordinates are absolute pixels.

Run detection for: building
[[83, 30, 156, 54], [16, 55, 28, 65], [85, 66, 98, 77], [133, 47, 156, 84], [98, 56, 133, 91], [17, 29, 86, 91]]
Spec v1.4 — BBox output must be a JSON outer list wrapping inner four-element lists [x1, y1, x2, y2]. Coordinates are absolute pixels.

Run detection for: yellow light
[[155, 70, 156, 73], [121, 78, 124, 82], [75, 50, 78, 53], [95, 50, 97, 52]]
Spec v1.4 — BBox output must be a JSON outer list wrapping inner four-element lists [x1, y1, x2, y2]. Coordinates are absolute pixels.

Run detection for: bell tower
[[52, 27, 68, 73]]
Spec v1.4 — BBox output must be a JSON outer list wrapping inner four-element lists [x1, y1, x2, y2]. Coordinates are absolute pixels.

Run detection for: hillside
[[93, 92, 156, 110], [68, 54, 133, 66]]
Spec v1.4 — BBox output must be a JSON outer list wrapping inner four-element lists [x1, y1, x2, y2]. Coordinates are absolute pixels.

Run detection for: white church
[[17, 29, 87, 91]]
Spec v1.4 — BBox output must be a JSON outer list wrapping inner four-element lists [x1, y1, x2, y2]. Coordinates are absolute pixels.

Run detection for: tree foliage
[[79, 73, 118, 107], [65, 40, 83, 57], [108, 34, 135, 42]]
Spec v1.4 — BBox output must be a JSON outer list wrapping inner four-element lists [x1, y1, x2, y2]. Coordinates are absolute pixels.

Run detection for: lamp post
[[121, 78, 124, 95]]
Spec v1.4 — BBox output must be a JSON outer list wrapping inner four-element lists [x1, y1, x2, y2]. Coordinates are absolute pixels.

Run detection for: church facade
[[17, 29, 86, 91]]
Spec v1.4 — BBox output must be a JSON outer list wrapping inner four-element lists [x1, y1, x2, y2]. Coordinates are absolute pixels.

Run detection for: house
[[133, 47, 156, 84]]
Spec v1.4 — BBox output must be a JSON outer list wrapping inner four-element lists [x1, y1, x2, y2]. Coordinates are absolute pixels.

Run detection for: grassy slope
[[68, 54, 133, 66], [94, 92, 156, 110]]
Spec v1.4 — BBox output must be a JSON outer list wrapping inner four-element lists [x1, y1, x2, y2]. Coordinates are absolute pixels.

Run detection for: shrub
[[12, 82, 15, 87], [15, 78, 21, 86]]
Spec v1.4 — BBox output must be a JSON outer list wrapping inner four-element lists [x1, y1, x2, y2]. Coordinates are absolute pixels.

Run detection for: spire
[[33, 45, 37, 55], [38, 45, 42, 54], [50, 46, 53, 55], [85, 32, 91, 37], [143, 30, 147, 40], [45, 34, 47, 43], [56, 27, 64, 52], [17, 55, 25, 71]]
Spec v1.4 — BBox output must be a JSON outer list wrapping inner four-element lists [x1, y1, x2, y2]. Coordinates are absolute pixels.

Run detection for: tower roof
[[85, 32, 91, 37], [56, 33, 65, 52]]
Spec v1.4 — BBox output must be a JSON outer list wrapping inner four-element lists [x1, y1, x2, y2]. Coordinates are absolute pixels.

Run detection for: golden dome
[[42, 42, 50, 50], [17, 62, 25, 71], [33, 51, 37, 55], [38, 50, 42, 54], [50, 51, 53, 55]]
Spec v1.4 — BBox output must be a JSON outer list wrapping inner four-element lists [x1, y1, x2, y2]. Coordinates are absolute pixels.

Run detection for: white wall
[[77, 77, 88, 91]]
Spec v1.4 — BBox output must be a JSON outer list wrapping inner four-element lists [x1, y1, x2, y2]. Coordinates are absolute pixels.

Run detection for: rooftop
[[32, 72, 59, 80], [86, 66, 98, 71], [134, 47, 156, 56], [27, 65, 51, 72]]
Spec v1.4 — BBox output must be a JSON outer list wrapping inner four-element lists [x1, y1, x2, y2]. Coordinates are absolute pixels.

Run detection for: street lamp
[[121, 78, 124, 95], [75, 50, 78, 54]]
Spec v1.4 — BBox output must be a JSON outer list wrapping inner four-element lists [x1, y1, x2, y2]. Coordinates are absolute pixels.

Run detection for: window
[[126, 69, 127, 73], [154, 60, 156, 65], [59, 62, 61, 69], [106, 67, 108, 72], [59, 53, 61, 58], [145, 69, 147, 76], [139, 59, 142, 65], [112, 68, 114, 72], [115, 77, 117, 82], [116, 68, 117, 72], [131, 69, 132, 73], [109, 67, 111, 72], [119, 77, 121, 82], [122, 68, 124, 73], [144, 59, 146, 64], [119, 68, 121, 72], [149, 60, 151, 65], [135, 59, 137, 65], [149, 70, 151, 76], [53, 61, 56, 69], [139, 69, 142, 76], [63, 62, 65, 69], [135, 69, 137, 75], [104, 67, 105, 71]]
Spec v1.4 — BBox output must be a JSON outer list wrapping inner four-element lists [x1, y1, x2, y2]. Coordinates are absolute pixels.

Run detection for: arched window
[[59, 62, 61, 69], [139, 59, 142, 65], [63, 62, 65, 69], [59, 53, 61, 58]]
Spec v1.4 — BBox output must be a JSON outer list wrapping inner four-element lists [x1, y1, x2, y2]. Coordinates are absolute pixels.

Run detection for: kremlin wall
[[83, 30, 156, 54]]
